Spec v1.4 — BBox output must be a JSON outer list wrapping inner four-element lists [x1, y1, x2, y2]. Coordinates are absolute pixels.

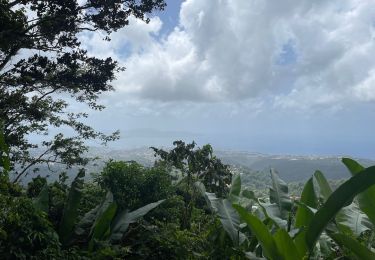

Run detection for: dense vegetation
[[2, 1, 375, 259], [2, 133, 375, 259]]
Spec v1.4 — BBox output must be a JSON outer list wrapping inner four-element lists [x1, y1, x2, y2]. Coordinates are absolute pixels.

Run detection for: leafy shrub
[[78, 182, 106, 216], [0, 195, 61, 259], [199, 159, 375, 259], [145, 195, 185, 224], [27, 175, 48, 198], [122, 221, 211, 259], [97, 161, 172, 210]]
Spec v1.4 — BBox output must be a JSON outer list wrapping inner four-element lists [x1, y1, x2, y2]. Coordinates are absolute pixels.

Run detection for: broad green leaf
[[314, 168, 371, 236], [58, 169, 85, 244], [305, 165, 375, 252], [313, 170, 332, 201], [269, 169, 292, 219], [195, 181, 219, 212], [342, 158, 375, 227], [273, 229, 301, 260], [295, 178, 317, 228], [213, 199, 245, 245], [257, 202, 287, 229], [32, 184, 49, 213], [242, 189, 256, 201], [75, 205, 100, 236], [294, 201, 317, 214], [75, 191, 114, 236], [330, 233, 375, 260], [342, 158, 364, 174], [336, 203, 372, 237], [88, 202, 118, 251], [234, 205, 281, 260], [293, 229, 308, 258], [110, 199, 165, 242], [230, 174, 241, 197]]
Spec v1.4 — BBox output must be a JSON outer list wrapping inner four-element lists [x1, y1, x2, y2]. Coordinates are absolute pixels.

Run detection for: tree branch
[[13, 148, 51, 183], [0, 46, 20, 71]]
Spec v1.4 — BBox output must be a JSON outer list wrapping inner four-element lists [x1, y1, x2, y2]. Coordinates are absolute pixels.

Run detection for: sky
[[77, 0, 375, 159]]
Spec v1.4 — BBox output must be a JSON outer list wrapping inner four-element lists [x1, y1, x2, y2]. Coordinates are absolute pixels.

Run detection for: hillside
[[215, 150, 375, 182], [20, 147, 375, 184], [89, 147, 374, 182]]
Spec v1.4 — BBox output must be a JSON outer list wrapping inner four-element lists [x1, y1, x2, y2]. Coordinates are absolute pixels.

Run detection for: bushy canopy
[[0, 0, 166, 182]]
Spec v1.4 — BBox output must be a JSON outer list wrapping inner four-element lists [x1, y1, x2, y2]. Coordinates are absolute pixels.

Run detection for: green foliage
[[48, 178, 69, 228], [78, 183, 106, 217], [59, 169, 85, 245], [196, 157, 375, 259], [235, 205, 282, 260], [342, 158, 375, 227], [294, 177, 317, 228], [305, 165, 375, 252], [33, 184, 49, 213], [0, 124, 21, 196], [0, 195, 61, 259], [269, 169, 292, 220], [3, 131, 375, 260], [1, 0, 166, 182], [122, 221, 211, 259], [313, 170, 333, 201], [273, 228, 302, 260], [0, 157, 167, 258], [152, 141, 232, 197], [27, 175, 48, 198], [145, 195, 185, 224], [0, 122, 10, 178], [330, 233, 375, 260], [75, 192, 116, 238], [196, 180, 246, 246], [152, 141, 232, 230], [229, 173, 242, 199], [97, 161, 172, 210], [89, 201, 118, 251], [110, 199, 165, 243]]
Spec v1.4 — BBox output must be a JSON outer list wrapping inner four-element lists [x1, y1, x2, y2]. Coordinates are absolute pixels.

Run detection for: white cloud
[[354, 69, 375, 101], [82, 0, 375, 111]]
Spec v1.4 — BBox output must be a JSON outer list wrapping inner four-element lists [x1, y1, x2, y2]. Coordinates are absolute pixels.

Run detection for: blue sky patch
[[276, 40, 297, 66]]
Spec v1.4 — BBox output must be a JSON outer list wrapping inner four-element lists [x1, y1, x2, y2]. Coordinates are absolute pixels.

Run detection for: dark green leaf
[[342, 158, 375, 227], [273, 228, 301, 260], [269, 169, 292, 219], [32, 184, 49, 213], [75, 191, 114, 236], [195, 181, 219, 212], [234, 205, 281, 260], [58, 169, 85, 245], [330, 233, 375, 260], [293, 230, 308, 258], [214, 199, 245, 245], [110, 200, 165, 242], [242, 189, 256, 201], [88, 202, 118, 251], [230, 174, 241, 197], [295, 178, 317, 228], [313, 170, 332, 201], [305, 165, 375, 252], [257, 202, 287, 229]]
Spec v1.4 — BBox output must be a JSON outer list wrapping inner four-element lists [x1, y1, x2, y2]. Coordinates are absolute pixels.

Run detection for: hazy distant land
[[19, 147, 375, 184]]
